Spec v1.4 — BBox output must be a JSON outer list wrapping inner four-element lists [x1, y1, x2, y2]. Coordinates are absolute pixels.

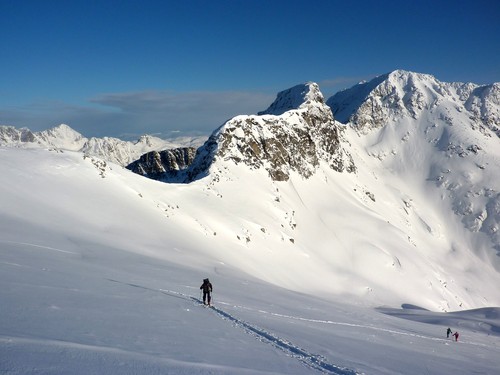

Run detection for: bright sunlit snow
[[1, 71, 499, 374], [1, 146, 498, 374]]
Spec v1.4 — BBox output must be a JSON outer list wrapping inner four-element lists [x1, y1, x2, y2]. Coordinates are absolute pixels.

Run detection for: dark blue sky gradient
[[1, 0, 499, 138]]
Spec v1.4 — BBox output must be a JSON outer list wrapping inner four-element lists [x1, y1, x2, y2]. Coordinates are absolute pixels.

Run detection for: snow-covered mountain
[[177, 83, 353, 182], [1, 70, 500, 374], [327, 70, 499, 136], [328, 69, 499, 258], [2, 146, 499, 375], [0, 123, 87, 149], [126, 72, 500, 304], [0, 124, 206, 166], [125, 83, 355, 183], [2, 71, 499, 311]]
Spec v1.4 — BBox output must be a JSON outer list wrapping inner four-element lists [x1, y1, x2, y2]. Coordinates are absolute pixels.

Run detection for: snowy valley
[[1, 70, 499, 374]]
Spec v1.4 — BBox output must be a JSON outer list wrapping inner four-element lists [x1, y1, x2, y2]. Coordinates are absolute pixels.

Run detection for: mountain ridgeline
[[0, 124, 206, 167], [127, 82, 356, 182], [327, 70, 500, 254], [116, 71, 500, 272], [1, 70, 499, 310], [327, 70, 499, 136]]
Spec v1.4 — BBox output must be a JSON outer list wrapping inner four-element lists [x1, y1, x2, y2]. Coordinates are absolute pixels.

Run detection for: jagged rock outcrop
[[462, 83, 500, 136], [126, 147, 197, 180], [327, 70, 499, 137], [178, 82, 355, 182]]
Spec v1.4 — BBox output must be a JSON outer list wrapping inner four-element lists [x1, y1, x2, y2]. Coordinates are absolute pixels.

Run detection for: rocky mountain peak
[[328, 70, 499, 258], [36, 124, 86, 148], [129, 82, 354, 183], [0, 125, 36, 144], [258, 82, 326, 116], [0, 123, 86, 149], [327, 70, 499, 137], [463, 82, 500, 135], [177, 82, 355, 183], [136, 134, 154, 146], [327, 70, 439, 131]]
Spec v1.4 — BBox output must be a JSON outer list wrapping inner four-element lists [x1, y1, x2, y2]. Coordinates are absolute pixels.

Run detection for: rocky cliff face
[[126, 147, 197, 180], [178, 82, 355, 182], [462, 83, 500, 136]]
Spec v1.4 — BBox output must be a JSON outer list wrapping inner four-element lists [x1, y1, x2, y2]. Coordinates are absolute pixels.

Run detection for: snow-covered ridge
[[327, 70, 499, 136], [0, 124, 86, 149], [258, 82, 328, 116], [0, 124, 206, 166], [327, 69, 500, 263]]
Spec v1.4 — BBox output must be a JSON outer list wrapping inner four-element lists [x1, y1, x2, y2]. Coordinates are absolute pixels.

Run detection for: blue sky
[[1, 0, 499, 139]]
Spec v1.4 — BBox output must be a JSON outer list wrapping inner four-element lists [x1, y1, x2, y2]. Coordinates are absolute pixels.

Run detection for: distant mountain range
[[1, 70, 499, 310], [0, 123, 206, 166]]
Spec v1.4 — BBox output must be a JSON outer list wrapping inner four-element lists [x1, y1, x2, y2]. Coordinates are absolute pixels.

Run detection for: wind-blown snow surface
[[1, 148, 499, 374]]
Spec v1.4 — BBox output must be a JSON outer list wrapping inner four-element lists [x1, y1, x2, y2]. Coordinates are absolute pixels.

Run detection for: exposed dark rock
[[179, 82, 355, 182], [126, 147, 197, 181]]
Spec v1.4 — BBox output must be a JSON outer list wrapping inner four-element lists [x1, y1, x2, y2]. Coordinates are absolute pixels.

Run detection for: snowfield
[[1, 71, 499, 374], [1, 147, 499, 375]]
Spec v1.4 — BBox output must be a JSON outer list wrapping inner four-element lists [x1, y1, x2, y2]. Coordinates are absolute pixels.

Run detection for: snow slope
[[1, 70, 499, 373], [0, 148, 499, 374], [328, 70, 500, 266]]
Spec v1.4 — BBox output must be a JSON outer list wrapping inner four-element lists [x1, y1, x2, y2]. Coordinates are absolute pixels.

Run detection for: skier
[[200, 278, 213, 306], [452, 331, 459, 342], [446, 327, 452, 338]]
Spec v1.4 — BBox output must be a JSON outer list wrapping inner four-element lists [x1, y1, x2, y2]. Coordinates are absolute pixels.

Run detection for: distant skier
[[452, 331, 459, 342], [200, 278, 213, 306], [446, 327, 452, 338]]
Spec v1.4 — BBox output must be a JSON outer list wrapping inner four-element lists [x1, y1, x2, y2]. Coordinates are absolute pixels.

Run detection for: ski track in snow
[[215, 301, 490, 348], [107, 280, 495, 373], [202, 302, 359, 375], [107, 280, 359, 375], [0, 240, 78, 255]]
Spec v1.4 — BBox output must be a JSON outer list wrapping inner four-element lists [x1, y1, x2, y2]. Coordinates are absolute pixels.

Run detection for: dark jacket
[[200, 279, 212, 293]]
